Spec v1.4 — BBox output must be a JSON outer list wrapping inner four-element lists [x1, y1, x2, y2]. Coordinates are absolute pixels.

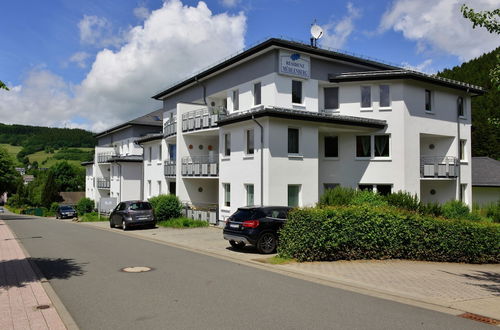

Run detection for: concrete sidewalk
[[81, 221, 500, 323], [0, 219, 67, 330]]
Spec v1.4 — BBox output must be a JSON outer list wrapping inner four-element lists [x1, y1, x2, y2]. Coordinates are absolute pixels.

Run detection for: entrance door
[[169, 182, 176, 195]]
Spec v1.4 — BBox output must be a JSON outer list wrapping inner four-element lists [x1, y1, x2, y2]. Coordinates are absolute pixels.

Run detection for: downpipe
[[252, 115, 264, 206]]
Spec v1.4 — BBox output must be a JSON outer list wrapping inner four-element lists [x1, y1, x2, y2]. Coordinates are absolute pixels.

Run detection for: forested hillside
[[437, 47, 499, 160]]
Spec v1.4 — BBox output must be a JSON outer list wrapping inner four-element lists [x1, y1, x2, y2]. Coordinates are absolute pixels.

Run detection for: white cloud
[[78, 15, 124, 48], [133, 6, 150, 20], [401, 59, 434, 73], [379, 0, 499, 61], [68, 52, 91, 68], [220, 0, 240, 8], [0, 0, 246, 132], [320, 2, 361, 50]]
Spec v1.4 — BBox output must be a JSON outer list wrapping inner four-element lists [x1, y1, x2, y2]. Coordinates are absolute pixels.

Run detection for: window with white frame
[[148, 180, 151, 197], [361, 86, 371, 108], [224, 133, 231, 157], [356, 135, 390, 158], [374, 135, 390, 157], [379, 85, 390, 108], [288, 128, 299, 154], [324, 87, 339, 110], [233, 90, 239, 111], [425, 89, 432, 111], [358, 184, 392, 196], [157, 181, 161, 195], [460, 140, 466, 161], [246, 129, 254, 155], [292, 80, 302, 104], [324, 136, 338, 158], [223, 183, 231, 207], [356, 136, 371, 157], [246, 184, 254, 206], [254, 82, 261, 105], [287, 185, 300, 207], [158, 145, 162, 161]]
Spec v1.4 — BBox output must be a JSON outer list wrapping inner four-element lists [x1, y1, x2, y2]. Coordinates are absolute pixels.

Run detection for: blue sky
[[0, 0, 497, 131]]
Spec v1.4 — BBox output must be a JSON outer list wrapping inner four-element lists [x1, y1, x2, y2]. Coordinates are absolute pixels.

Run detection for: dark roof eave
[[136, 134, 163, 144], [472, 184, 500, 187], [81, 161, 94, 166], [109, 158, 143, 163]]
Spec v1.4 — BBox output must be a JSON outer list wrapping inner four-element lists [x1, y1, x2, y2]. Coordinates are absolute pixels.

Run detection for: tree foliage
[[0, 80, 9, 91], [41, 171, 61, 207], [0, 146, 20, 194]]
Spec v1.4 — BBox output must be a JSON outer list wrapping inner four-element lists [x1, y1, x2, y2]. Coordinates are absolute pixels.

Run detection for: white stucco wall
[[472, 187, 500, 206], [142, 139, 166, 199]]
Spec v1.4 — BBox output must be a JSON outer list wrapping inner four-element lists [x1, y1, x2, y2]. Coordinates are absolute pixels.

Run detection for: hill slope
[[437, 47, 500, 160]]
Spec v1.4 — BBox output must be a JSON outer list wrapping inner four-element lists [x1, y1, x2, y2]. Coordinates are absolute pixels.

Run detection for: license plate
[[138, 217, 148, 220], [230, 223, 239, 229]]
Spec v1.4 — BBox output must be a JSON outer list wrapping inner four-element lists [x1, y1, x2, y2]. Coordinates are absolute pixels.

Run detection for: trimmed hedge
[[278, 206, 500, 264]]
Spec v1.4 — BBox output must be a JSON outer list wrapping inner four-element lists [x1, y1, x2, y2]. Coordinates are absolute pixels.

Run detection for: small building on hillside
[[472, 157, 500, 206]]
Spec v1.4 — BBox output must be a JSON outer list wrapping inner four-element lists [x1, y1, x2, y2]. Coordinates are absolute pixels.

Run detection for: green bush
[[50, 202, 59, 213], [385, 191, 420, 212], [79, 212, 108, 222], [441, 200, 471, 220], [157, 217, 209, 228], [319, 186, 356, 206], [149, 194, 182, 221], [76, 197, 94, 215], [419, 202, 443, 217], [484, 201, 500, 223], [278, 205, 500, 263], [351, 190, 387, 207]]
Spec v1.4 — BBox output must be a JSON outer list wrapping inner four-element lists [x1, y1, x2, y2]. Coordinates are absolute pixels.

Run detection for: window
[[158, 145, 162, 161], [224, 133, 231, 157], [233, 90, 239, 110], [324, 183, 339, 191], [374, 135, 390, 157], [287, 185, 300, 207], [457, 96, 464, 117], [361, 86, 371, 108], [425, 89, 432, 111], [356, 136, 371, 157], [379, 85, 390, 108], [292, 80, 302, 104], [246, 129, 254, 155], [223, 183, 231, 207], [246, 184, 254, 206], [324, 87, 339, 110], [168, 144, 176, 162], [253, 82, 261, 105], [324, 136, 338, 158], [158, 181, 161, 195], [169, 182, 176, 195], [376, 185, 392, 196], [288, 128, 299, 154], [148, 180, 151, 197], [460, 140, 466, 161], [148, 146, 152, 162], [358, 184, 373, 191]]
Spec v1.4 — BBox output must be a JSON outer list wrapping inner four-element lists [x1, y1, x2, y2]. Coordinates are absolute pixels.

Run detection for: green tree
[[0, 80, 8, 91], [0, 147, 20, 194], [41, 171, 60, 207], [51, 161, 85, 191]]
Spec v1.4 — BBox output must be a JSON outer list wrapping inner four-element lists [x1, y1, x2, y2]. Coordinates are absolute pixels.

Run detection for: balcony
[[97, 152, 116, 163], [420, 156, 459, 178], [164, 161, 176, 177], [181, 156, 218, 177], [181, 107, 224, 133], [164, 118, 177, 137], [96, 178, 111, 189]]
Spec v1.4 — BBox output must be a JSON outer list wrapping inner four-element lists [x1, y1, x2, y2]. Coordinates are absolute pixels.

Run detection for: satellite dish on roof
[[310, 20, 323, 47]]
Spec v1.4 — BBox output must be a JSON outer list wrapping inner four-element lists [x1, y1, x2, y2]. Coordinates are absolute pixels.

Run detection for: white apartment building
[[85, 38, 484, 222]]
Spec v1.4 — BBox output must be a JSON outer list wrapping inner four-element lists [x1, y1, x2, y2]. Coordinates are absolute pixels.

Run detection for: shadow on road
[[442, 270, 500, 296], [0, 257, 86, 289]]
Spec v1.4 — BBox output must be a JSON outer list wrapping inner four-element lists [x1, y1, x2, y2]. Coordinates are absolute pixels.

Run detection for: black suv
[[223, 206, 291, 254]]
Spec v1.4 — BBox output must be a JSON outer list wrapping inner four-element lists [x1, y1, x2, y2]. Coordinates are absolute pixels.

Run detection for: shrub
[[149, 194, 182, 221], [278, 205, 500, 263], [79, 212, 108, 222], [484, 201, 500, 223], [76, 197, 94, 215], [157, 217, 209, 228], [50, 202, 59, 213], [419, 202, 443, 217], [319, 186, 355, 206], [385, 191, 420, 212], [441, 200, 470, 220], [351, 190, 387, 207]]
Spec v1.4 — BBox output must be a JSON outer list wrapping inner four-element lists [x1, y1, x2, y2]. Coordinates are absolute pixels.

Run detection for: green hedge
[[278, 206, 500, 264], [148, 194, 182, 221]]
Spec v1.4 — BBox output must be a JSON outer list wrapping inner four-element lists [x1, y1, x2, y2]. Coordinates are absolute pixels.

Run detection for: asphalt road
[[2, 213, 491, 330]]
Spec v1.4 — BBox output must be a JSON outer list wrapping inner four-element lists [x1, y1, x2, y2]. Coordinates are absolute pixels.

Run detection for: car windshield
[[230, 209, 265, 221], [129, 202, 152, 210], [60, 206, 74, 211]]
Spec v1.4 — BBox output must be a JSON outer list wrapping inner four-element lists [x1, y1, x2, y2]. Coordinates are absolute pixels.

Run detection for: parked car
[[109, 200, 156, 230], [0, 206, 4, 213], [55, 205, 77, 219], [223, 206, 291, 254]]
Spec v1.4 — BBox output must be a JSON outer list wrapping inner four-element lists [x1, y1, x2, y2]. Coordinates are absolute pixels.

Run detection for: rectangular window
[[246, 129, 254, 155], [148, 180, 151, 197], [460, 140, 466, 161], [324, 136, 338, 158], [158, 145, 162, 161], [379, 85, 390, 108], [425, 89, 432, 111], [376, 185, 392, 196], [324, 87, 339, 110], [356, 136, 371, 157], [292, 80, 302, 104], [148, 146, 152, 162], [246, 184, 254, 206], [168, 144, 176, 162], [253, 82, 261, 105], [361, 86, 371, 108], [358, 184, 373, 191], [223, 183, 231, 207], [224, 133, 231, 157], [288, 128, 299, 154], [287, 185, 300, 207], [457, 96, 464, 117], [374, 135, 390, 157], [169, 182, 176, 195], [157, 181, 161, 195], [233, 90, 239, 111]]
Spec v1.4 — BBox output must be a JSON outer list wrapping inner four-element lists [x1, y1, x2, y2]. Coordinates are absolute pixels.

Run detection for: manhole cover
[[459, 313, 500, 325], [36, 305, 50, 310], [121, 266, 152, 273]]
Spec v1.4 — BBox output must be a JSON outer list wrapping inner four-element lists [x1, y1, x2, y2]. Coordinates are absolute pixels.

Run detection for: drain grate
[[121, 266, 152, 273], [459, 312, 500, 325], [36, 305, 50, 310]]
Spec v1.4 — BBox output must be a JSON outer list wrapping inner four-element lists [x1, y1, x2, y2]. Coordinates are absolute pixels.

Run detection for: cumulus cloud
[[401, 59, 434, 73], [0, 0, 247, 132], [379, 0, 499, 61], [133, 6, 150, 20], [78, 15, 124, 48], [220, 0, 240, 8], [68, 51, 91, 68], [320, 2, 361, 50]]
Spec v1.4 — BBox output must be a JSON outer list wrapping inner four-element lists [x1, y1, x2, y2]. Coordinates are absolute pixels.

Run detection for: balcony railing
[[181, 156, 219, 177], [164, 161, 176, 177], [420, 156, 459, 178], [164, 118, 177, 137], [182, 202, 218, 225], [97, 152, 116, 163], [96, 178, 111, 189], [181, 107, 225, 132]]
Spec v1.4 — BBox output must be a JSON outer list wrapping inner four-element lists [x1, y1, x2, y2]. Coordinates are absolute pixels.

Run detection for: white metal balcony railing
[[96, 178, 111, 189], [181, 156, 219, 177], [420, 156, 459, 178], [164, 161, 176, 177], [182, 202, 218, 225], [164, 119, 177, 137], [97, 152, 116, 163], [181, 107, 225, 132]]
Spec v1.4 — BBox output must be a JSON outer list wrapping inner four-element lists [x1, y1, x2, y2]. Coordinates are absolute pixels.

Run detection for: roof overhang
[[136, 134, 163, 144]]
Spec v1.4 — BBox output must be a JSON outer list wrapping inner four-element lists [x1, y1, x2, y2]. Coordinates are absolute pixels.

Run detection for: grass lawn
[[157, 217, 209, 228], [0, 144, 23, 165], [78, 212, 109, 222], [28, 148, 93, 168]]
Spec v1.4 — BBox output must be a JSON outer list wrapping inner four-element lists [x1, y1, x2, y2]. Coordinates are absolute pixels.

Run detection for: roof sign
[[279, 51, 310, 79]]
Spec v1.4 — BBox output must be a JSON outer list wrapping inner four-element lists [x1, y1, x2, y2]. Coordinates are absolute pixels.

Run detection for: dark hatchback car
[[109, 201, 156, 230], [55, 205, 77, 219], [223, 206, 291, 254]]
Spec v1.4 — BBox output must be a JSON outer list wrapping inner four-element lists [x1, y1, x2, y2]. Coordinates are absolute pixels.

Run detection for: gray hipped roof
[[94, 108, 164, 138], [472, 157, 500, 187]]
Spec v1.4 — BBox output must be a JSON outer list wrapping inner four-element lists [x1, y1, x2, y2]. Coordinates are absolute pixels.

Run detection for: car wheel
[[55, 214, 59, 219], [229, 240, 245, 249], [110, 220, 115, 228], [256, 232, 277, 254], [122, 220, 128, 231]]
